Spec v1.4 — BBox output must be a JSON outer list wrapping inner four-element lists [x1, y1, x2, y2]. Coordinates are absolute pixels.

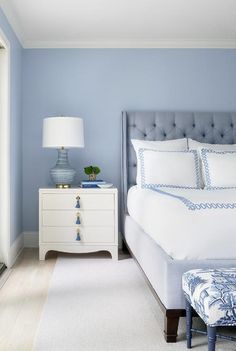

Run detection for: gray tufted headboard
[[121, 111, 236, 228]]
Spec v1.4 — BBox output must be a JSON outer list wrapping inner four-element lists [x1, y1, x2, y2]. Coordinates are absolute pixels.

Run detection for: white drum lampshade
[[43, 117, 84, 148], [43, 117, 84, 188]]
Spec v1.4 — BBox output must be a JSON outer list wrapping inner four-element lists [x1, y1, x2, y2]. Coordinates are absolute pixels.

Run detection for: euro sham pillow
[[200, 148, 236, 189], [188, 138, 236, 152], [131, 138, 188, 185], [137, 148, 201, 189], [188, 139, 236, 187]]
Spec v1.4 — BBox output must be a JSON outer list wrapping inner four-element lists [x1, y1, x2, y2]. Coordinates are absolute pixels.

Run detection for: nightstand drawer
[[42, 226, 115, 243], [42, 210, 114, 226], [42, 193, 114, 210]]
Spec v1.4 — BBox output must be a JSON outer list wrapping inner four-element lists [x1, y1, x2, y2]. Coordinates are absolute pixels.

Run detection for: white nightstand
[[39, 187, 118, 260]]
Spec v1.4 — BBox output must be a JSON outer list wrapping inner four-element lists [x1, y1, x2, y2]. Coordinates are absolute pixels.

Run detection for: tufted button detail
[[211, 124, 214, 128], [173, 123, 176, 127], [202, 133, 205, 138], [231, 123, 234, 128], [133, 124, 136, 128], [144, 134, 147, 137], [163, 133, 167, 137], [221, 134, 224, 138], [153, 124, 156, 127], [192, 124, 195, 128], [133, 164, 136, 167], [183, 133, 186, 137]]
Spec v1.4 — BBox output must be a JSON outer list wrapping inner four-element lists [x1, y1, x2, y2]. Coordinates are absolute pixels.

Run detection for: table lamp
[[43, 116, 84, 188]]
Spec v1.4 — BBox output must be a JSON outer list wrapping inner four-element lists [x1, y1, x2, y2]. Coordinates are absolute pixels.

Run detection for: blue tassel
[[76, 217, 80, 225], [76, 233, 81, 241], [75, 200, 80, 208]]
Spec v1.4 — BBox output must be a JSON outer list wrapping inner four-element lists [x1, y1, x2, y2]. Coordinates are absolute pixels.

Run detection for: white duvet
[[127, 186, 236, 260]]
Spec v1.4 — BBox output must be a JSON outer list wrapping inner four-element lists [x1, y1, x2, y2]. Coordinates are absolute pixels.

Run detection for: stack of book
[[80, 180, 106, 188]]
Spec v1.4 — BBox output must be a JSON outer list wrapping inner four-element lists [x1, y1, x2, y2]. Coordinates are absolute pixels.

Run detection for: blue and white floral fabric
[[183, 268, 236, 327]]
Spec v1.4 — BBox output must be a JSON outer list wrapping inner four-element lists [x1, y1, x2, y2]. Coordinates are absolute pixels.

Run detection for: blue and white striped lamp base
[[50, 148, 76, 188]]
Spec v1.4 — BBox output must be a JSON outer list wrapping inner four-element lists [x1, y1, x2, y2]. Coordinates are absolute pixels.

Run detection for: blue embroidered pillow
[[138, 148, 201, 189], [201, 148, 236, 189]]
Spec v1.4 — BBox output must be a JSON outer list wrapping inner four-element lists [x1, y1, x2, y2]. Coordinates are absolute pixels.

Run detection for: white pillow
[[200, 148, 236, 189], [132, 138, 188, 185], [132, 138, 188, 152], [138, 148, 201, 189], [188, 138, 236, 152], [188, 139, 236, 187]]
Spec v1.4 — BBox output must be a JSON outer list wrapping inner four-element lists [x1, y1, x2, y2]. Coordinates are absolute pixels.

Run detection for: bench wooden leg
[[185, 299, 192, 349], [164, 315, 179, 342], [207, 326, 216, 351]]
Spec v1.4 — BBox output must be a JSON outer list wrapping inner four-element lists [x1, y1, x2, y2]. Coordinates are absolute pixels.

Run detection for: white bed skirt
[[124, 215, 236, 309]]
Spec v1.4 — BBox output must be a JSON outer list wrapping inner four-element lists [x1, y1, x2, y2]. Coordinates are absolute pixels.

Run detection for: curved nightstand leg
[[39, 247, 48, 260], [109, 247, 118, 260]]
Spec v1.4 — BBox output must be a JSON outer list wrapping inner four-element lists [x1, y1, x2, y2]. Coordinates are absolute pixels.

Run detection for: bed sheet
[[127, 186, 236, 260]]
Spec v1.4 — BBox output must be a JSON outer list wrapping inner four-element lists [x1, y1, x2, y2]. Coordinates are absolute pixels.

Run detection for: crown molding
[[0, 0, 25, 46], [23, 39, 236, 49], [1, 1, 236, 49]]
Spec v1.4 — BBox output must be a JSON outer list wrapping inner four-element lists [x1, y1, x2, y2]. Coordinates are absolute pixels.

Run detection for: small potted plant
[[84, 166, 101, 181]]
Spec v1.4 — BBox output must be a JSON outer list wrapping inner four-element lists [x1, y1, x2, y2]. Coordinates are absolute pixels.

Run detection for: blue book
[[81, 184, 99, 188], [81, 180, 106, 185]]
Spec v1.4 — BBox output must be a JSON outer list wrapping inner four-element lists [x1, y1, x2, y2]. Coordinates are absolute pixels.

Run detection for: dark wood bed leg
[[164, 315, 179, 343], [123, 237, 184, 343]]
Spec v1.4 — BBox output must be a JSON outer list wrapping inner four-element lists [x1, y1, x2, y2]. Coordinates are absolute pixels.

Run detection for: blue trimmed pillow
[[188, 139, 236, 152], [131, 138, 188, 186], [201, 148, 236, 189], [188, 139, 236, 188], [138, 148, 201, 189]]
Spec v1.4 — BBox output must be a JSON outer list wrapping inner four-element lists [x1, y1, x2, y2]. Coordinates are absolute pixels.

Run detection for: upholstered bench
[[182, 268, 236, 351]]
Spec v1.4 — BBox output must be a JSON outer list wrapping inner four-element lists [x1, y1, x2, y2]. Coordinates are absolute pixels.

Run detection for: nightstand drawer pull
[[76, 229, 81, 241], [75, 196, 80, 208], [76, 213, 81, 225]]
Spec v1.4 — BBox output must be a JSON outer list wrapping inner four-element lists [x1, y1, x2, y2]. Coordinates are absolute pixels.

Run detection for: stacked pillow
[[132, 138, 201, 189], [188, 139, 236, 153], [132, 138, 236, 190], [188, 139, 236, 189]]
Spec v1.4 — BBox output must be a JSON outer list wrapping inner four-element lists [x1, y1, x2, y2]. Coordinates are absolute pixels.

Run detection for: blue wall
[[22, 48, 236, 231], [1, 6, 236, 240], [0, 9, 22, 244]]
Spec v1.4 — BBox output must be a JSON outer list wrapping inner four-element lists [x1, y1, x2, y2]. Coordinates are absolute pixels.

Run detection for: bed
[[121, 111, 236, 342]]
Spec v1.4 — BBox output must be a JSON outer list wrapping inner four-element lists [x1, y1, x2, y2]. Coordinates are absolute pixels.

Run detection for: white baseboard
[[24, 231, 39, 248], [0, 269, 11, 289], [9, 233, 24, 268], [7, 231, 38, 268]]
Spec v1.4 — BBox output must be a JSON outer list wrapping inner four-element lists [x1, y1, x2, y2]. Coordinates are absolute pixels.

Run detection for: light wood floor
[[0, 249, 57, 351]]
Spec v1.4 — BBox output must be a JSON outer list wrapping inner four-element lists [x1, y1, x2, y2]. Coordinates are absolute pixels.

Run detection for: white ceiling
[[1, 0, 236, 48]]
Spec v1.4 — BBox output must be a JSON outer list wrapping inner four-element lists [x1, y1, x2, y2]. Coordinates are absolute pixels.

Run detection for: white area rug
[[34, 254, 235, 351]]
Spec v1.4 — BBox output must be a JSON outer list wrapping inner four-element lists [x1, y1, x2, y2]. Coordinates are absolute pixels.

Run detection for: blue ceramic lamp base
[[50, 148, 76, 188]]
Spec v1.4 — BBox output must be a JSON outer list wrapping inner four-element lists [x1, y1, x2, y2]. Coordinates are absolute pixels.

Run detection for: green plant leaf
[[93, 166, 100, 175], [84, 166, 101, 175], [84, 166, 93, 175]]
